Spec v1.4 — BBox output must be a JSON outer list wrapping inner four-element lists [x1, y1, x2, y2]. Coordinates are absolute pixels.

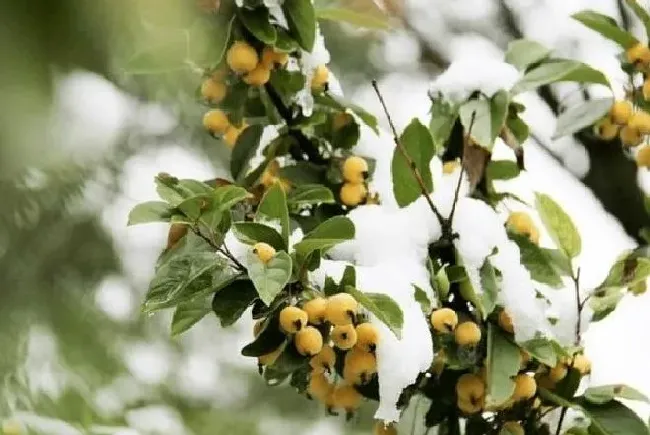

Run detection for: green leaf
[[127, 201, 173, 225], [392, 118, 435, 207], [429, 98, 459, 154], [597, 254, 650, 290], [485, 324, 521, 407], [509, 232, 564, 288], [213, 185, 252, 211], [171, 297, 212, 336], [578, 399, 650, 435], [211, 279, 258, 327], [459, 91, 509, 150], [413, 285, 432, 314], [486, 160, 520, 181], [590, 287, 625, 321], [521, 338, 558, 367], [282, 0, 316, 51], [584, 384, 650, 405], [293, 216, 355, 261], [256, 183, 290, 246], [505, 112, 530, 146], [316, 7, 390, 30], [280, 162, 326, 184], [287, 184, 335, 206], [504, 39, 552, 71], [231, 124, 264, 183], [512, 59, 611, 94], [233, 222, 286, 251], [555, 367, 583, 401], [238, 7, 277, 45], [625, 0, 650, 42], [340, 265, 356, 290], [344, 286, 404, 339], [553, 98, 614, 139], [434, 264, 451, 301], [543, 248, 575, 276], [535, 192, 582, 258], [187, 14, 236, 68], [314, 93, 379, 133], [572, 10, 639, 49], [480, 261, 499, 316], [248, 251, 292, 305], [123, 31, 187, 75], [241, 310, 288, 357]]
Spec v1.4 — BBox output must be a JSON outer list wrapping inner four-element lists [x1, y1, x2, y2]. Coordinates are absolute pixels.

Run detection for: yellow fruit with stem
[[455, 322, 482, 346], [325, 293, 358, 325], [430, 308, 458, 333], [331, 384, 363, 413], [626, 42, 650, 65], [549, 363, 568, 382], [595, 118, 620, 141], [311, 65, 329, 89], [253, 242, 275, 264], [342, 156, 369, 183], [609, 101, 633, 125], [243, 64, 271, 86], [572, 354, 591, 375], [308, 372, 332, 402], [343, 348, 377, 385], [355, 322, 380, 353], [223, 122, 249, 149], [627, 111, 650, 134], [303, 297, 328, 325], [620, 126, 644, 147], [201, 78, 227, 103], [512, 374, 537, 401], [506, 211, 540, 244], [332, 324, 358, 350], [340, 182, 367, 206], [261, 46, 289, 68], [456, 373, 485, 402], [636, 146, 650, 168], [295, 326, 324, 356], [373, 421, 397, 435], [203, 109, 230, 135], [498, 310, 514, 334], [226, 41, 259, 74], [279, 306, 308, 334], [310, 345, 336, 374]]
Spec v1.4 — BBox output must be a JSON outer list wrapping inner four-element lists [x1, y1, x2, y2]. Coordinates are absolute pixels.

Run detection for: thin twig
[[371, 80, 446, 225], [192, 226, 245, 271], [448, 111, 477, 225]]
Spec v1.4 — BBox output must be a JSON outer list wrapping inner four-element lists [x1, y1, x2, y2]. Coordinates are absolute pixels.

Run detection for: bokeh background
[[2, 0, 650, 433]]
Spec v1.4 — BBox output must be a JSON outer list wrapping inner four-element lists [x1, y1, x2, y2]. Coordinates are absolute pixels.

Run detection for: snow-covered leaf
[[572, 10, 638, 49], [509, 232, 564, 288], [256, 183, 290, 246], [590, 287, 624, 321], [231, 124, 264, 182], [521, 338, 558, 367], [345, 286, 404, 339], [127, 201, 174, 225], [316, 7, 390, 30], [459, 91, 509, 150], [171, 296, 211, 336], [247, 251, 292, 305], [429, 98, 458, 154], [535, 193, 581, 259], [512, 59, 610, 94], [553, 98, 613, 139], [596, 255, 650, 290], [287, 184, 335, 206], [283, 0, 316, 51], [584, 384, 650, 405], [233, 222, 286, 251], [238, 7, 277, 45], [392, 118, 435, 207], [480, 261, 499, 316], [625, 0, 650, 42], [212, 279, 258, 327], [504, 39, 552, 71], [485, 324, 520, 407]]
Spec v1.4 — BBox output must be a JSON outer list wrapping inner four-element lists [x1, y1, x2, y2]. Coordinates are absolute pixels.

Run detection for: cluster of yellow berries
[[536, 353, 591, 389], [340, 156, 369, 207], [259, 159, 291, 193], [430, 308, 482, 346], [506, 211, 540, 245], [596, 100, 650, 168]]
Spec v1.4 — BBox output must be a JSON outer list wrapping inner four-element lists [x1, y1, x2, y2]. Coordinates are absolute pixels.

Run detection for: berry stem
[[191, 226, 245, 271]]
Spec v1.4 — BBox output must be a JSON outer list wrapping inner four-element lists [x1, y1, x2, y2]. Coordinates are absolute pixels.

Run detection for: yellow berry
[[331, 384, 363, 412], [332, 324, 358, 350], [279, 306, 308, 334], [342, 156, 369, 183], [355, 323, 380, 353], [443, 160, 460, 174], [295, 326, 323, 356], [627, 111, 650, 134], [595, 118, 620, 141], [572, 354, 591, 375], [548, 363, 568, 382], [456, 373, 486, 403], [223, 122, 248, 149], [340, 182, 367, 206], [303, 297, 327, 325], [261, 160, 280, 187], [343, 348, 377, 385], [311, 65, 329, 89], [454, 322, 482, 346], [258, 346, 282, 367], [430, 308, 458, 333], [501, 421, 525, 435], [457, 396, 483, 414], [506, 211, 540, 244], [626, 42, 650, 65], [609, 101, 633, 125], [226, 41, 259, 74], [373, 421, 397, 435], [620, 126, 644, 147], [637, 146, 650, 168], [332, 112, 353, 130], [308, 372, 332, 402], [512, 374, 537, 401], [309, 345, 336, 374], [498, 310, 514, 334], [253, 242, 276, 264], [243, 64, 271, 86], [261, 46, 289, 68], [325, 293, 358, 325], [203, 109, 230, 135], [200, 78, 227, 103]]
